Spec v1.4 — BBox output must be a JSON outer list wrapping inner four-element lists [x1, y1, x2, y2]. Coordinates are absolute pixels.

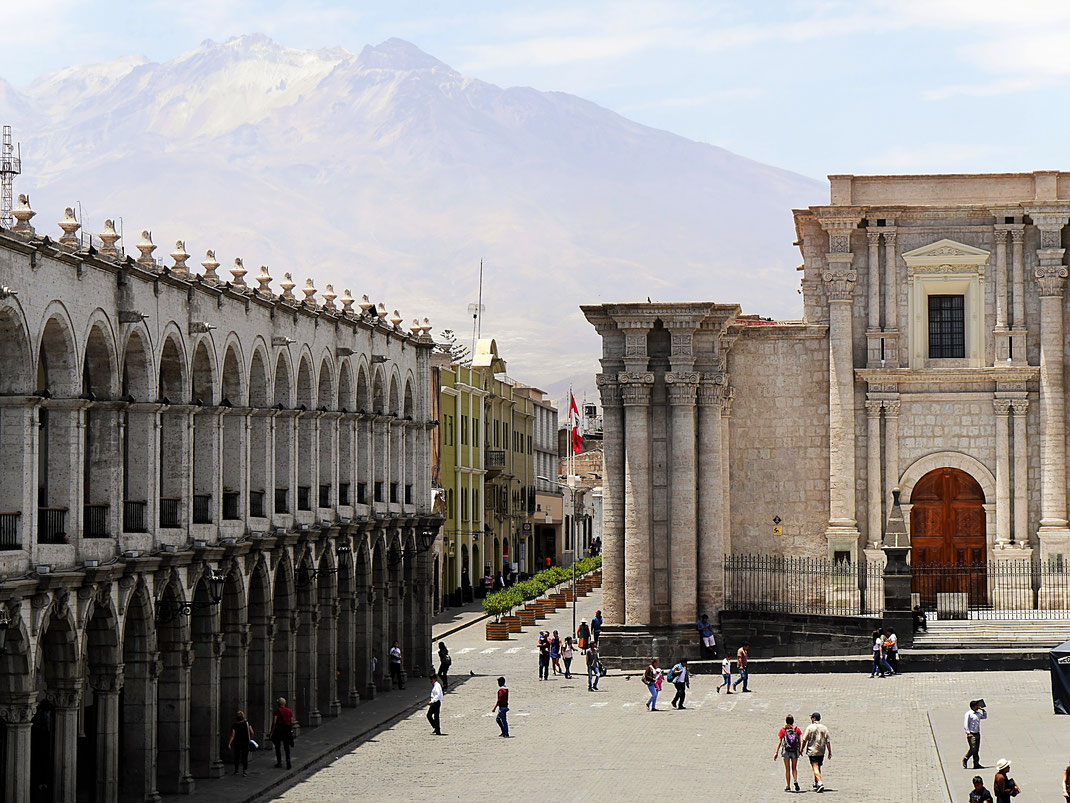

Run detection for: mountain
[[0, 34, 824, 392]]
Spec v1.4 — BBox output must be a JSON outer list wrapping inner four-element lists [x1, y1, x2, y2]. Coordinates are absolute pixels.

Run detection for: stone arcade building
[[585, 171, 1070, 660], [0, 198, 441, 802]]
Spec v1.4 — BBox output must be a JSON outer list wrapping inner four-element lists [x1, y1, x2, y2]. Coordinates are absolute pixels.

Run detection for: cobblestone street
[[273, 591, 1068, 802]]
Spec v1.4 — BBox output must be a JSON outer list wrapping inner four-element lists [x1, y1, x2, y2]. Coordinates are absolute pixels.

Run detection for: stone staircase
[[911, 618, 1070, 650]]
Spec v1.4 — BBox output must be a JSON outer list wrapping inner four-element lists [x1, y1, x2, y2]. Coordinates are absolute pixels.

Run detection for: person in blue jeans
[[491, 676, 509, 737], [586, 642, 600, 691], [870, 629, 895, 678], [643, 658, 661, 710], [732, 642, 751, 692]]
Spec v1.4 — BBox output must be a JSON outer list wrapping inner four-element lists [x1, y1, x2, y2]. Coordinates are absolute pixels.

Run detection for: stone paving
[[273, 590, 1070, 802]]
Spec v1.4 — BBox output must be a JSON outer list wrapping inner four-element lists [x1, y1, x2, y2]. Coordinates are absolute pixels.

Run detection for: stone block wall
[[718, 610, 882, 658]]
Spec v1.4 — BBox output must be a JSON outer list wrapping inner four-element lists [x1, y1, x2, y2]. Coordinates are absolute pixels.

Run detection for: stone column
[[883, 399, 900, 513], [120, 653, 160, 803], [994, 398, 1012, 546], [666, 372, 698, 624], [994, 228, 1009, 331], [90, 665, 124, 803], [1011, 228, 1026, 331], [596, 375, 625, 624], [0, 695, 36, 803], [189, 633, 224, 778], [867, 230, 881, 332], [696, 375, 725, 615], [49, 681, 83, 802], [1012, 399, 1030, 545], [821, 216, 862, 555], [865, 400, 883, 548], [883, 229, 899, 364], [1030, 210, 1070, 555], [318, 600, 340, 717], [620, 372, 654, 626], [721, 388, 734, 554]]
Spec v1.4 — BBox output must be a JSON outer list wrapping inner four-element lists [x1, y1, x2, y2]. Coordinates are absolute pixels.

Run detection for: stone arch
[[0, 612, 32, 695], [218, 561, 247, 771], [355, 363, 369, 412], [79, 596, 121, 801], [899, 452, 995, 506], [294, 547, 319, 725], [370, 537, 389, 690], [273, 349, 294, 408], [338, 360, 354, 412], [119, 581, 157, 802], [403, 375, 414, 419], [32, 603, 80, 801], [220, 337, 245, 406], [335, 536, 355, 706], [188, 572, 221, 779], [248, 343, 270, 408], [81, 311, 119, 399], [372, 368, 385, 415], [246, 556, 273, 732], [157, 331, 187, 403], [155, 574, 192, 794], [272, 554, 296, 712], [388, 373, 400, 417], [317, 352, 335, 411], [37, 306, 79, 397], [296, 352, 314, 410], [402, 529, 417, 675], [0, 300, 32, 394], [354, 540, 373, 698], [316, 547, 339, 717], [189, 338, 216, 406], [120, 326, 154, 401]]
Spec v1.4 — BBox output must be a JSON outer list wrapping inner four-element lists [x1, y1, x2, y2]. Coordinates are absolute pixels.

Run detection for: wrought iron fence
[[83, 504, 109, 538], [724, 554, 885, 617], [160, 497, 182, 528], [297, 486, 311, 511], [912, 559, 1070, 620], [193, 494, 212, 524], [123, 500, 147, 533], [222, 492, 240, 521], [0, 512, 20, 549], [38, 507, 68, 544], [274, 488, 288, 514], [249, 490, 265, 518]]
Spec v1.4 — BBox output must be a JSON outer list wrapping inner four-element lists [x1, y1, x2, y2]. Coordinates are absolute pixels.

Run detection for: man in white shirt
[[962, 700, 987, 769], [427, 673, 443, 735]]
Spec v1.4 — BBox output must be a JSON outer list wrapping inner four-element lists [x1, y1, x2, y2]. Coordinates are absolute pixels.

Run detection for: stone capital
[[822, 269, 858, 301], [1035, 264, 1068, 297], [1011, 399, 1029, 416], [993, 228, 1009, 243], [0, 696, 38, 724], [882, 229, 897, 246], [866, 230, 881, 247], [620, 382, 652, 407], [993, 398, 1013, 416], [666, 374, 699, 405], [89, 664, 125, 693], [595, 373, 622, 408], [865, 399, 883, 417], [882, 399, 900, 417], [45, 683, 83, 709], [1010, 228, 1025, 243]]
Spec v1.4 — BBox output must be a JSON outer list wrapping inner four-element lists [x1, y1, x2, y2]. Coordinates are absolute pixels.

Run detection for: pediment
[[902, 238, 990, 268]]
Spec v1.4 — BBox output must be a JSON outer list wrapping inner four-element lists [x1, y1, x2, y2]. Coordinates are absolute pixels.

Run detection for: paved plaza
[[273, 591, 1069, 802]]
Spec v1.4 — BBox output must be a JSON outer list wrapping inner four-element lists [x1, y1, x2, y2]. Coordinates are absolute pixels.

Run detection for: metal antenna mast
[[0, 126, 22, 228]]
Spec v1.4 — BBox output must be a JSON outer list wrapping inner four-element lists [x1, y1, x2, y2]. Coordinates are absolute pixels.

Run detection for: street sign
[[772, 515, 782, 525], [773, 525, 783, 536]]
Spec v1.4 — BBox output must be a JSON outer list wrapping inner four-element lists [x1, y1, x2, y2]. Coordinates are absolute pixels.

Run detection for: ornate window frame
[[903, 239, 989, 369]]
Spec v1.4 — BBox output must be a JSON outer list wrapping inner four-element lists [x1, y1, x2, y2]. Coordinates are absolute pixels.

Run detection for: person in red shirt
[[773, 714, 802, 792], [269, 697, 295, 769], [492, 676, 510, 737]]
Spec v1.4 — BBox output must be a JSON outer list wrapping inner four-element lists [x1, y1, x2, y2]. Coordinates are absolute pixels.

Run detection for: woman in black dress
[[227, 711, 254, 777]]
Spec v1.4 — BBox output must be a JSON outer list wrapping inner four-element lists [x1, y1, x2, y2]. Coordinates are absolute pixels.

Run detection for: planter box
[[518, 608, 537, 626], [549, 593, 566, 609], [537, 600, 556, 618], [563, 588, 574, 602], [486, 621, 510, 640], [502, 614, 522, 633]]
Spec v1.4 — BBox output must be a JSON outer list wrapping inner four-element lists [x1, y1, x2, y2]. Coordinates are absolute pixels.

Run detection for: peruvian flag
[[569, 392, 582, 454]]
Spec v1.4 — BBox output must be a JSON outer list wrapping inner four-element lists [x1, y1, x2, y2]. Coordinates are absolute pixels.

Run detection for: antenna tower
[[0, 126, 21, 228]]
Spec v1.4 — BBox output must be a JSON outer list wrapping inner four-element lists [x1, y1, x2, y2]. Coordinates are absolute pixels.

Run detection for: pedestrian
[[884, 627, 899, 673], [538, 631, 551, 680], [389, 639, 404, 689], [562, 637, 575, 679], [732, 642, 751, 692], [669, 659, 690, 709], [437, 642, 451, 690], [802, 711, 832, 793], [643, 658, 661, 711], [1064, 755, 1070, 802], [969, 775, 994, 803], [550, 630, 562, 675], [491, 676, 510, 737], [591, 610, 603, 644], [962, 699, 987, 770], [870, 629, 894, 678], [696, 614, 716, 658], [371, 652, 378, 686], [427, 673, 443, 735], [773, 714, 802, 793], [993, 758, 1020, 802], [586, 641, 600, 691], [716, 653, 732, 694], [227, 710, 254, 777], [577, 618, 591, 652], [269, 697, 295, 770], [913, 604, 928, 632]]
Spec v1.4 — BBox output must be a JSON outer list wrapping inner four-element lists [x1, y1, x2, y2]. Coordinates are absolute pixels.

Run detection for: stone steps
[[911, 619, 1070, 650], [683, 648, 1049, 674]]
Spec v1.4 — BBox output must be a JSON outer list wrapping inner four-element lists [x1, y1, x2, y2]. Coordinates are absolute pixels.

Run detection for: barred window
[[928, 294, 965, 358]]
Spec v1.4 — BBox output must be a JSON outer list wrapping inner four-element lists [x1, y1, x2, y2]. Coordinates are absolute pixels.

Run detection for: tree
[[435, 328, 471, 365]]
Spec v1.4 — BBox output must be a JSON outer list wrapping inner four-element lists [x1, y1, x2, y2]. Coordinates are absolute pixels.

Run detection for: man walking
[[669, 659, 690, 709], [591, 610, 603, 645], [802, 712, 832, 793], [716, 653, 732, 694], [696, 614, 716, 658], [586, 641, 600, 691], [491, 676, 510, 737], [963, 700, 987, 769], [427, 673, 443, 735], [537, 631, 551, 681], [732, 642, 751, 692]]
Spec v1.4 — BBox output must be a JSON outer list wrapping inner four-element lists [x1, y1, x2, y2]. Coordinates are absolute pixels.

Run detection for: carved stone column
[[994, 398, 1013, 546], [49, 681, 84, 802], [317, 599, 340, 717], [120, 653, 160, 802], [596, 374, 625, 625], [993, 227, 1009, 332], [867, 229, 881, 334], [620, 372, 654, 626], [0, 694, 37, 803], [666, 372, 698, 624], [721, 388, 734, 555], [190, 632, 225, 778], [90, 665, 124, 803], [1012, 399, 1030, 545], [883, 398, 900, 516], [865, 400, 883, 548], [696, 374, 725, 615], [1010, 227, 1026, 338], [883, 228, 899, 336]]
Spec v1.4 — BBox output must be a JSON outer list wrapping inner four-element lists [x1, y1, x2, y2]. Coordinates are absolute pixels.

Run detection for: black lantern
[[207, 570, 226, 604], [337, 543, 352, 559], [418, 527, 436, 553], [0, 607, 9, 653]]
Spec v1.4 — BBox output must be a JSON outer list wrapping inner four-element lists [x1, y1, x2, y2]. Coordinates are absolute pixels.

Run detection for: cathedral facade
[[585, 171, 1070, 652]]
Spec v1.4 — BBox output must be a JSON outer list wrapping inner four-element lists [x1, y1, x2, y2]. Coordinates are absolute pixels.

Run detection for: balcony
[[38, 507, 68, 544], [297, 486, 311, 511], [485, 449, 506, 474], [319, 484, 330, 509], [123, 500, 147, 533], [249, 490, 265, 519], [222, 491, 240, 521], [275, 488, 289, 514], [193, 494, 212, 524], [0, 512, 20, 550], [84, 504, 109, 538], [160, 497, 182, 528]]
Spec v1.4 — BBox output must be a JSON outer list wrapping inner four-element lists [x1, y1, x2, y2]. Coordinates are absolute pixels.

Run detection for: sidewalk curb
[[433, 610, 491, 642]]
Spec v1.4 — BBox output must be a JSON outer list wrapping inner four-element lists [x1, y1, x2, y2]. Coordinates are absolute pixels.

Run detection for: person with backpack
[[550, 630, 563, 676], [586, 641, 600, 691], [773, 714, 802, 792], [643, 658, 661, 711], [870, 629, 894, 678], [669, 659, 690, 709]]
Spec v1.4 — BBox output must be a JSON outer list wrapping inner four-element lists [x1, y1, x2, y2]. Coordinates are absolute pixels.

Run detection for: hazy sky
[[5, 0, 1070, 179]]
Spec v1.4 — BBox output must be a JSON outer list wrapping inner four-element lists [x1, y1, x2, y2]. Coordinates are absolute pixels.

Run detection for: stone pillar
[[1012, 399, 1029, 545], [865, 400, 883, 548], [696, 375, 725, 615], [0, 695, 36, 803], [1011, 228, 1026, 330], [666, 372, 698, 624], [189, 633, 224, 778], [1030, 210, 1070, 557], [120, 654, 160, 803], [620, 372, 653, 626], [318, 599, 340, 717], [883, 399, 900, 515], [821, 216, 862, 556], [721, 388, 734, 555], [596, 374, 625, 624], [49, 681, 83, 802], [994, 398, 1012, 546], [867, 230, 881, 332], [993, 228, 1009, 331], [90, 666, 124, 803], [883, 229, 899, 364], [157, 646, 194, 795]]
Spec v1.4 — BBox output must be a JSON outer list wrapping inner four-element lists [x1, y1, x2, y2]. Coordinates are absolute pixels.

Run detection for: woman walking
[[773, 714, 802, 792], [389, 639, 404, 689], [269, 697, 295, 769], [870, 629, 895, 678], [562, 637, 575, 679], [437, 642, 451, 690], [227, 711, 255, 777], [550, 631, 562, 676], [643, 658, 662, 711]]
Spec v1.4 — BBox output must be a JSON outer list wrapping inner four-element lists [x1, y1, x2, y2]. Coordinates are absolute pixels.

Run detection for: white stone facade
[[0, 204, 441, 802], [585, 170, 1070, 636]]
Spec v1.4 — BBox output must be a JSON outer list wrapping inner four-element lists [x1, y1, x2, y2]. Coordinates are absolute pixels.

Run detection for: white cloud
[[861, 143, 1005, 173], [922, 76, 1049, 101]]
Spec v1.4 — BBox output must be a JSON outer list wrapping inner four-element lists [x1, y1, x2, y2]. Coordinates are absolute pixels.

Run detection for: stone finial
[[359, 294, 373, 313], [98, 219, 120, 257], [279, 272, 296, 300], [136, 230, 156, 267], [340, 288, 355, 313], [389, 309, 403, 327], [302, 277, 317, 305], [421, 318, 432, 334], [322, 284, 337, 310], [12, 194, 35, 235], [201, 250, 220, 283], [255, 265, 272, 295], [230, 257, 248, 287], [170, 240, 190, 275], [376, 302, 388, 320], [58, 207, 81, 247], [410, 319, 422, 335]]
